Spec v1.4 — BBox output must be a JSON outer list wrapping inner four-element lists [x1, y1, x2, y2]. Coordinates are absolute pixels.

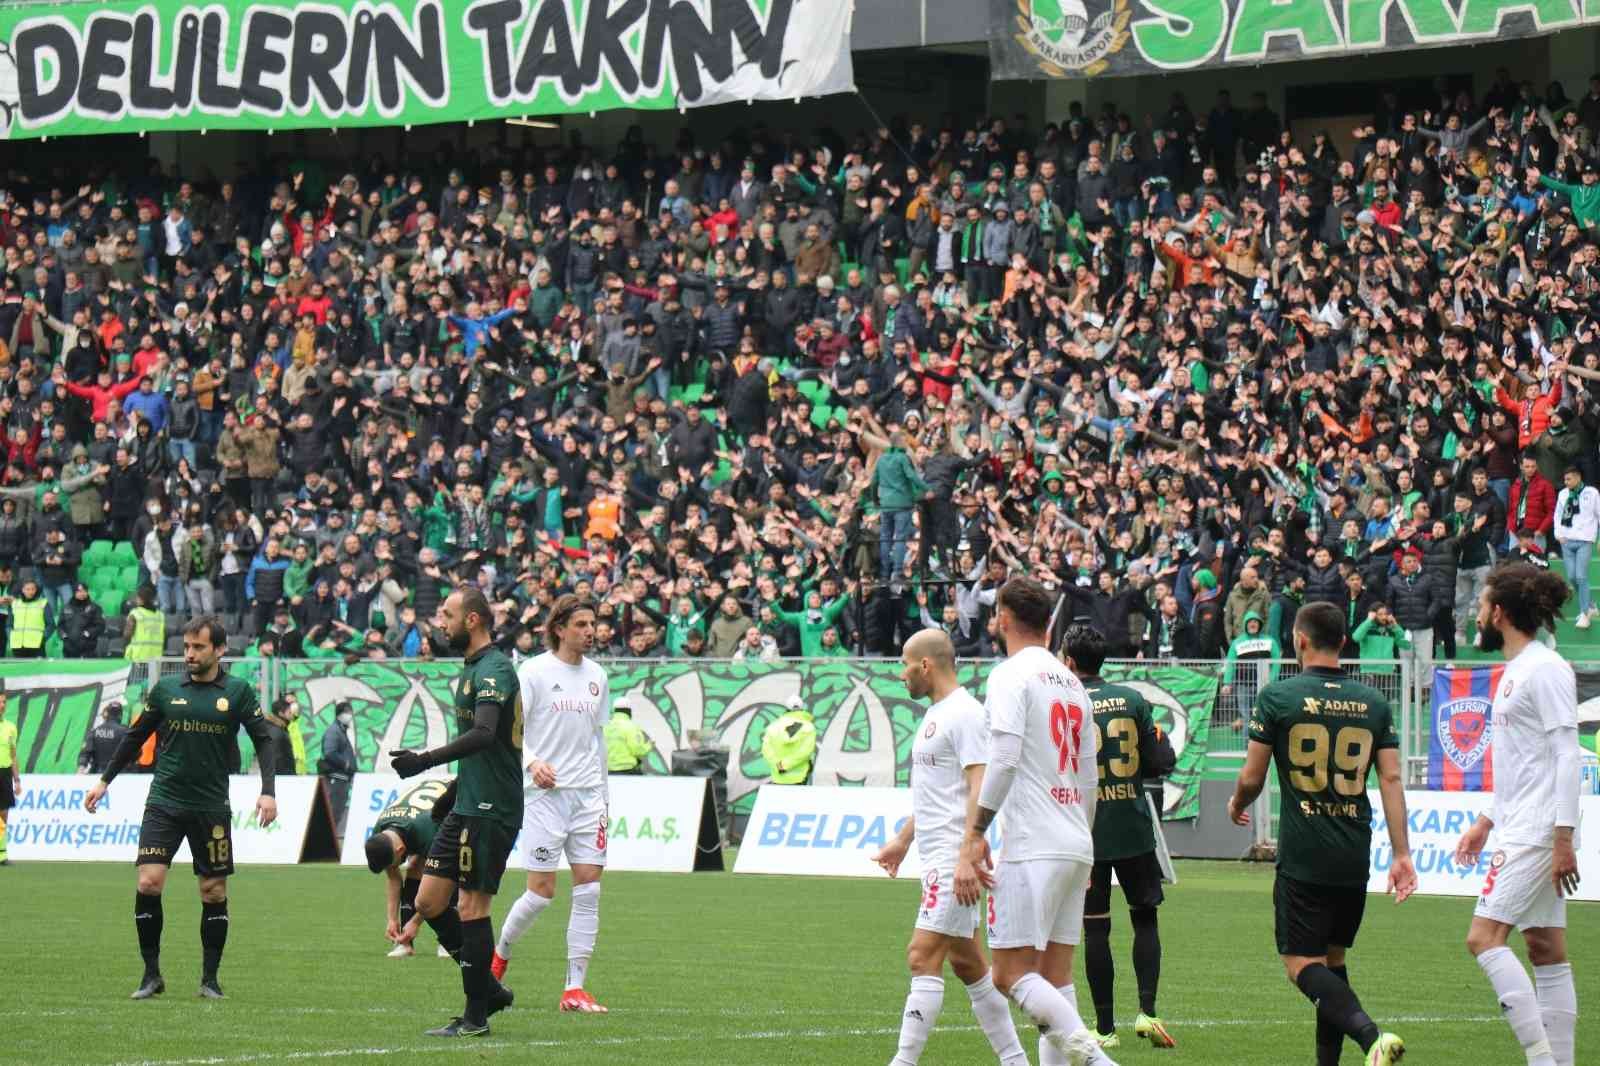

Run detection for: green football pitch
[[4, 859, 1595, 1065]]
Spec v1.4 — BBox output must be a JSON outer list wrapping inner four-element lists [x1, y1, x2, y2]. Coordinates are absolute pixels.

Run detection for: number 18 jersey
[[1249, 666, 1398, 887], [983, 645, 1098, 864]]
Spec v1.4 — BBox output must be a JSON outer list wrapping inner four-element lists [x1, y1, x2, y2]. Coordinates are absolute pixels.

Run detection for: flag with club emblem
[[1427, 665, 1502, 791]]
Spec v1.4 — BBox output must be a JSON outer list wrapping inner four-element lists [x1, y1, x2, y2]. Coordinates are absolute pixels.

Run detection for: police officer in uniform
[[79, 702, 129, 775]]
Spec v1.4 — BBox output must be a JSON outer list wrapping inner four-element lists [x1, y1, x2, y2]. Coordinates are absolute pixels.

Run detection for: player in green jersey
[[1228, 601, 1417, 1066], [364, 776, 458, 958], [83, 616, 277, 1001], [389, 585, 520, 1038], [1061, 624, 1177, 1051]]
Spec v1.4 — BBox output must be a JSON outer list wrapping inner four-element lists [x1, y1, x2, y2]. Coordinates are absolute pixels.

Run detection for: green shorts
[[425, 813, 514, 895]]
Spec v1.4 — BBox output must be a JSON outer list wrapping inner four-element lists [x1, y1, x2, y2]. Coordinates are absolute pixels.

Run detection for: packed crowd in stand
[[2, 68, 1599, 668]]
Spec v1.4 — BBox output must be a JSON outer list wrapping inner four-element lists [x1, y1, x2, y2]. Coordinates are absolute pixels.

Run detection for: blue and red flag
[[1427, 665, 1501, 791]]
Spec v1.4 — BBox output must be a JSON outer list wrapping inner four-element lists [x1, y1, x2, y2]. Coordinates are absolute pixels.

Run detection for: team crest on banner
[[1427, 665, 1502, 791], [1012, 0, 1129, 78], [1438, 696, 1491, 771]]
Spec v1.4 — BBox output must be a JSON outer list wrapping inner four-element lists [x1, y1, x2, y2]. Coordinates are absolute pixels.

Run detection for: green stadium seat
[[796, 380, 826, 405], [681, 384, 705, 404], [667, 386, 687, 405], [810, 404, 834, 429], [84, 540, 113, 566], [711, 459, 733, 486], [109, 542, 137, 567], [895, 257, 910, 285], [563, 536, 581, 550]]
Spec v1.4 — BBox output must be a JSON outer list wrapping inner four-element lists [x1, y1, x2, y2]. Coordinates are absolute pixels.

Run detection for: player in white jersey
[[490, 594, 612, 1014], [872, 629, 1029, 1066], [1456, 564, 1582, 1066], [958, 578, 1115, 1066]]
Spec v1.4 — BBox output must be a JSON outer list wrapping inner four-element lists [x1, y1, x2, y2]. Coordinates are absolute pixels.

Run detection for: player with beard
[[84, 617, 277, 1001], [491, 595, 614, 1013], [1456, 564, 1582, 1066], [389, 586, 519, 1037], [958, 577, 1115, 1066], [1229, 601, 1414, 1066], [873, 628, 1029, 1066]]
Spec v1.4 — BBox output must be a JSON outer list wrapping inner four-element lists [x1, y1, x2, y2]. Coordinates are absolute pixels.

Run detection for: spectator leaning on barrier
[[1385, 547, 1438, 682], [1554, 466, 1600, 628], [761, 695, 817, 785], [1350, 603, 1410, 675], [1220, 610, 1279, 731]]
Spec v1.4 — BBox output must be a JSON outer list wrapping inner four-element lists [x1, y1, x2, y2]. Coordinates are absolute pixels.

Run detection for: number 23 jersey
[[1249, 666, 1398, 887], [983, 645, 1098, 865]]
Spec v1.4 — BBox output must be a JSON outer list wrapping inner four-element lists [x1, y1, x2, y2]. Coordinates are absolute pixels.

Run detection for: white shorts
[[1474, 844, 1566, 931], [520, 787, 608, 871], [987, 858, 1091, 951], [915, 868, 981, 939]]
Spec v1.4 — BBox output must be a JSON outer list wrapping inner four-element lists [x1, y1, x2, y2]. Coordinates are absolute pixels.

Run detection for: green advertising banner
[[10, 658, 1221, 821], [0, 0, 854, 140], [992, 0, 1599, 80], [272, 658, 1221, 822]]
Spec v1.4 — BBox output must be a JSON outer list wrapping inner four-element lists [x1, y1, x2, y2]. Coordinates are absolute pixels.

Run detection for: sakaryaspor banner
[[993, 0, 1600, 80], [0, 0, 855, 139]]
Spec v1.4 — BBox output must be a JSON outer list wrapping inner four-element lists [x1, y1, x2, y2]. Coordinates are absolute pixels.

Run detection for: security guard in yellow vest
[[603, 697, 653, 774], [123, 586, 165, 662], [761, 696, 817, 785], [7, 580, 49, 658]]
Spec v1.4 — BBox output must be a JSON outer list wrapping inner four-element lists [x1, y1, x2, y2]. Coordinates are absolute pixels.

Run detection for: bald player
[[874, 629, 1029, 1066]]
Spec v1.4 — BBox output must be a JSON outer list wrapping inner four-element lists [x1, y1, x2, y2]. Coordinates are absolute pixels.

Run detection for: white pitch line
[[99, 1015, 1509, 1066]]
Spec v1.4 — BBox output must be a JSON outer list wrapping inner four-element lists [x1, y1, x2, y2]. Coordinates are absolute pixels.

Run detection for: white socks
[[1534, 963, 1577, 1066], [889, 975, 945, 1065], [566, 881, 601, 990], [1036, 985, 1077, 1065], [1009, 972, 1090, 1059], [964, 973, 1028, 1065], [494, 889, 551, 959], [1479, 947, 1557, 1066]]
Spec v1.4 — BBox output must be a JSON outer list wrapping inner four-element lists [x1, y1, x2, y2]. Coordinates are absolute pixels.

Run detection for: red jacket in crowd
[[1508, 472, 1556, 536]]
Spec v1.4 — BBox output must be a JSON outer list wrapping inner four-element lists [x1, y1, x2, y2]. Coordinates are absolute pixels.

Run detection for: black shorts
[[1274, 873, 1367, 958], [0, 771, 13, 811], [137, 804, 235, 878], [1085, 851, 1166, 914], [425, 813, 514, 896]]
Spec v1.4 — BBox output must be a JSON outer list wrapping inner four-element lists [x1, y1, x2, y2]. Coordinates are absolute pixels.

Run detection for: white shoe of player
[[386, 943, 415, 958], [437, 945, 453, 958], [1576, 614, 1591, 630]]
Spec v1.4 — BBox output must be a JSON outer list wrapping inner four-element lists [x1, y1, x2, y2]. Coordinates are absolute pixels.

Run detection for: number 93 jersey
[[1249, 666, 1398, 887], [983, 645, 1098, 865]]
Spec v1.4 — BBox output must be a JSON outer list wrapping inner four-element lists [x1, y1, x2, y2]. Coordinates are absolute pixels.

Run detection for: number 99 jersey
[[983, 645, 1098, 865], [1248, 666, 1398, 888]]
